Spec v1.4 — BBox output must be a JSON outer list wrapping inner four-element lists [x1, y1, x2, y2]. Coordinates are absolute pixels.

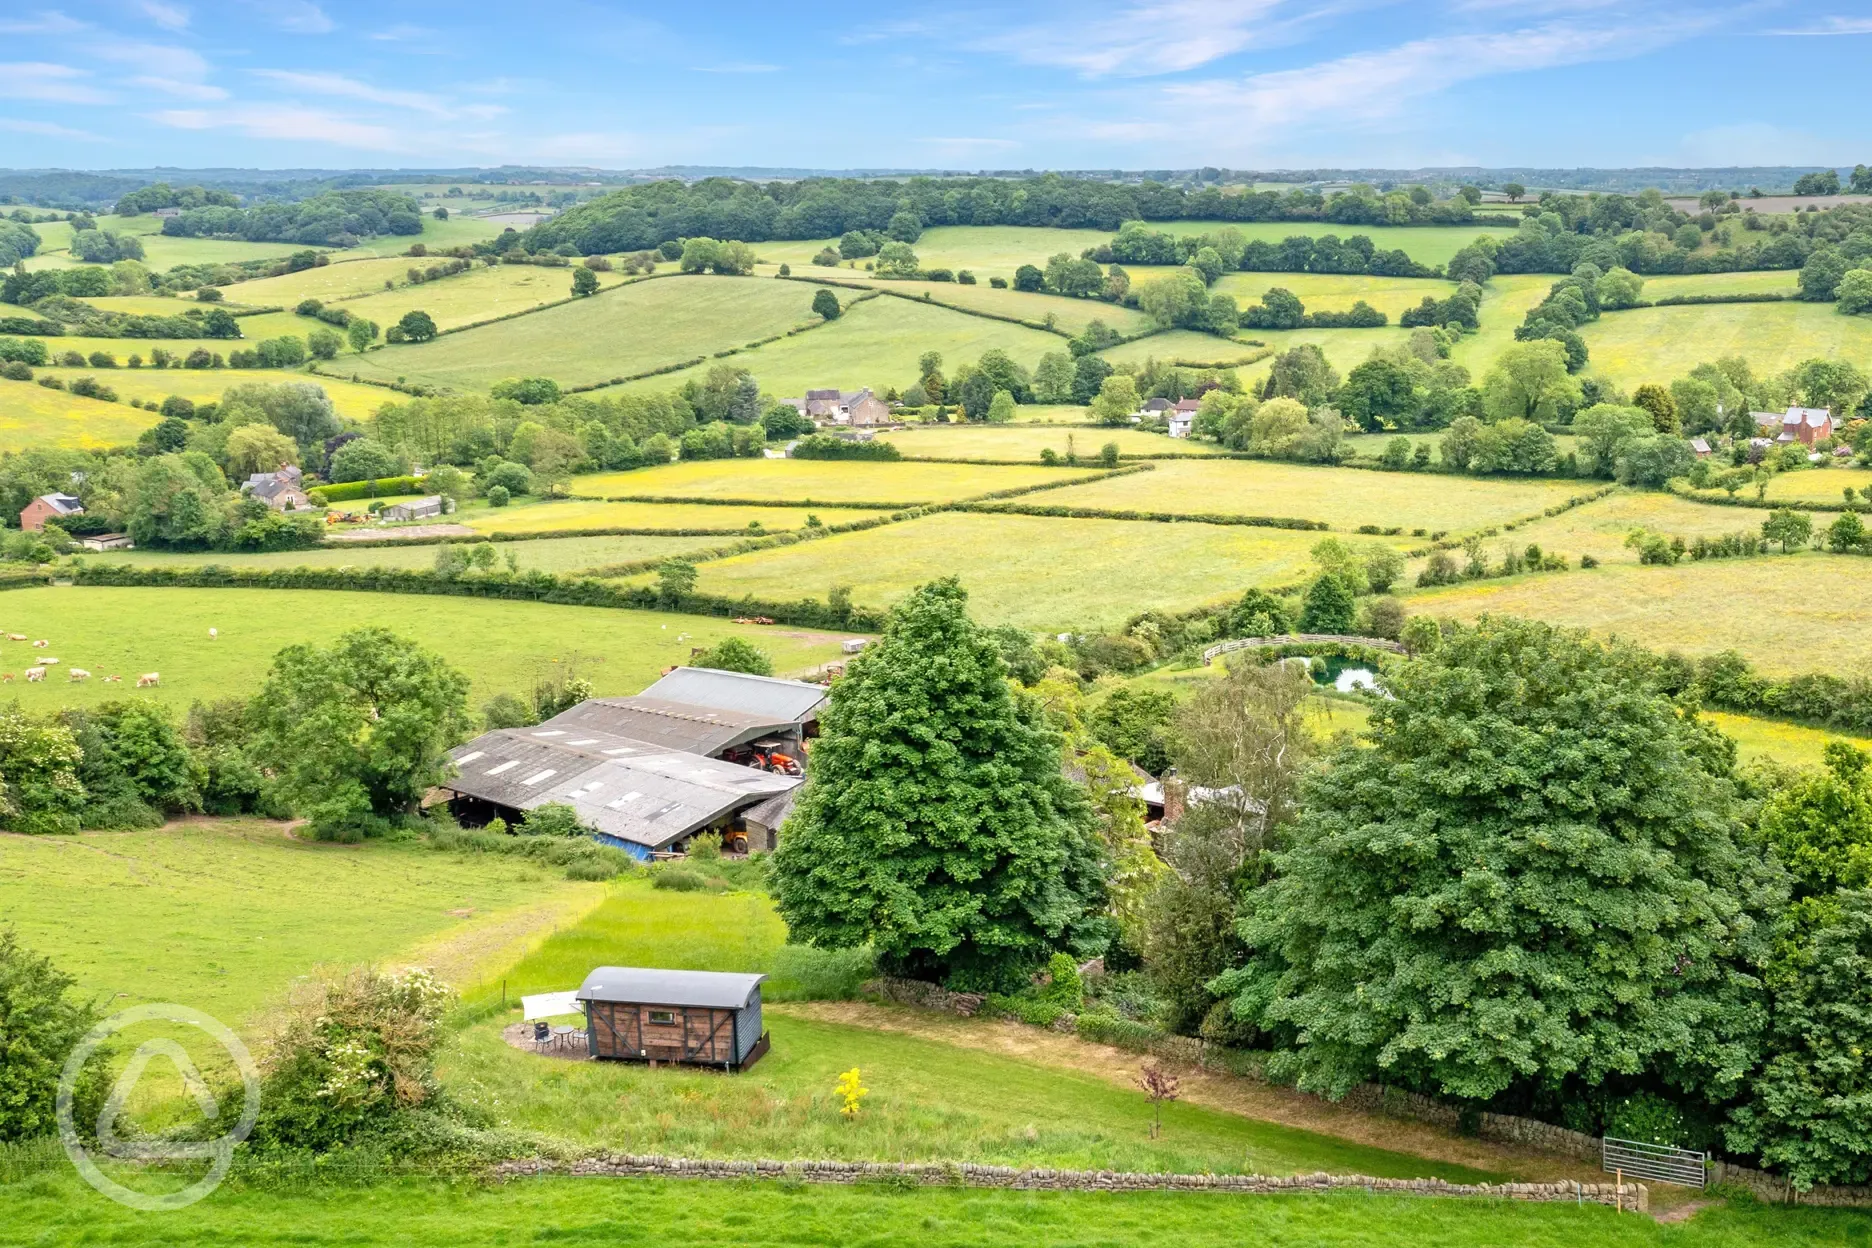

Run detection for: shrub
[[790, 434, 902, 461], [691, 636, 773, 676], [486, 485, 510, 507], [0, 931, 108, 1143], [1038, 952, 1085, 1011]]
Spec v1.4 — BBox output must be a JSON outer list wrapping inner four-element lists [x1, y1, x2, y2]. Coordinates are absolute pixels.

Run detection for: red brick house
[[20, 493, 82, 531]]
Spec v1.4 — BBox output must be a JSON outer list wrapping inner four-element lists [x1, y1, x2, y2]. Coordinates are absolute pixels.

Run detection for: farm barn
[[576, 967, 769, 1071]]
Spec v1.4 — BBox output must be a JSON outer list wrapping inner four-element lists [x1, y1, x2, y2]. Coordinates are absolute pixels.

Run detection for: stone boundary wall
[[1710, 1161, 1872, 1208], [496, 1155, 1645, 1211]]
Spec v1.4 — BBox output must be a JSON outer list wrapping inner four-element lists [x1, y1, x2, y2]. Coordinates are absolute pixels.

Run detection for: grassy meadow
[[82, 531, 740, 574], [1098, 329, 1277, 368], [616, 290, 1067, 399], [461, 499, 892, 534], [1639, 270, 1801, 299], [346, 274, 819, 390], [1404, 553, 1872, 674], [1034, 459, 1591, 532], [316, 261, 633, 334], [214, 256, 440, 306], [25, 366, 394, 421], [1683, 466, 1872, 506], [0, 376, 161, 450], [24, 232, 319, 272], [0, 819, 596, 1023], [1485, 488, 1830, 565], [0, 587, 850, 708], [659, 511, 1394, 630], [834, 279, 1158, 336], [879, 424, 1224, 460], [1582, 300, 1872, 388], [570, 458, 1095, 504], [1214, 272, 1458, 319]]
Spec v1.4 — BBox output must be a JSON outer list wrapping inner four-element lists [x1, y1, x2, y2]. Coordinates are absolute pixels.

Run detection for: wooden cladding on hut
[[575, 966, 769, 1071]]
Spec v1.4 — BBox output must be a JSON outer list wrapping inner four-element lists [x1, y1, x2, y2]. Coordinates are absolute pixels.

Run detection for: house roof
[[805, 388, 841, 400], [35, 493, 83, 515], [1787, 406, 1832, 427], [1690, 437, 1711, 453], [575, 967, 765, 1008], [248, 478, 305, 502], [638, 667, 827, 724], [444, 727, 798, 850], [1142, 397, 1172, 411], [541, 694, 803, 755], [1173, 398, 1201, 412]]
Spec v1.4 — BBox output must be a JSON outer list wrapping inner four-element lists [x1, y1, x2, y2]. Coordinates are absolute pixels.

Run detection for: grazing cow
[[136, 672, 160, 688], [209, 628, 218, 640], [103, 674, 121, 683], [5, 634, 23, 642], [25, 668, 44, 682], [68, 668, 89, 682], [31, 640, 47, 648], [34, 657, 56, 666], [1, 673, 12, 683]]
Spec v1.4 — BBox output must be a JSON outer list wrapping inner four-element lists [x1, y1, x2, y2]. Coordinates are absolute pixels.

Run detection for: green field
[[1683, 466, 1872, 505], [1034, 460, 1590, 532], [25, 232, 324, 272], [1704, 710, 1871, 769], [830, 279, 1157, 337], [84, 532, 739, 574], [1405, 553, 1872, 675], [0, 819, 592, 1022], [1583, 300, 1872, 388], [26, 367, 394, 421], [663, 511, 1388, 630], [1098, 329, 1276, 367], [1214, 272, 1458, 319], [570, 458, 1093, 504], [315, 262, 633, 335], [1500, 488, 1836, 563], [0, 587, 849, 708], [345, 275, 820, 390], [6, 1173, 1844, 1248], [1639, 270, 1801, 299], [214, 256, 437, 306], [879, 425, 1224, 460], [0, 376, 161, 450], [616, 290, 1067, 399], [462, 498, 891, 534]]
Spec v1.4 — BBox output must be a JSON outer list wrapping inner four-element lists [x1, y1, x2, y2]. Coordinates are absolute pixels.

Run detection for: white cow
[[30, 640, 47, 648], [25, 667, 44, 682], [209, 628, 218, 641], [137, 672, 160, 688], [68, 668, 89, 682]]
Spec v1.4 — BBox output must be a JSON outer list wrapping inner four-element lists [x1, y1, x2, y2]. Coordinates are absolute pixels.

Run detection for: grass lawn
[[338, 213, 507, 256], [665, 511, 1378, 630], [2, 1176, 1845, 1248], [0, 587, 849, 709], [346, 275, 820, 391], [463, 498, 891, 534], [0, 819, 594, 1024], [0, 376, 160, 450], [617, 291, 1067, 400], [828, 279, 1156, 337], [313, 262, 634, 335], [1403, 553, 1872, 675], [570, 458, 1095, 505], [1682, 466, 1872, 506], [28, 365, 394, 421], [1485, 488, 1828, 565], [82, 532, 739, 574], [1704, 710, 1871, 769], [1582, 301, 1872, 389], [1034, 460, 1591, 532], [213, 256, 440, 306], [1214, 272, 1458, 319], [1639, 270, 1801, 299], [879, 424, 1223, 460]]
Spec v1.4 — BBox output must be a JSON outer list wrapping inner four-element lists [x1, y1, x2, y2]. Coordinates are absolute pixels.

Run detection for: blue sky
[[1, 1, 1869, 171]]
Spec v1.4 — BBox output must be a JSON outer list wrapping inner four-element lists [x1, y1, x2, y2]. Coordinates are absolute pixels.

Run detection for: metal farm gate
[[1603, 1137, 1708, 1189]]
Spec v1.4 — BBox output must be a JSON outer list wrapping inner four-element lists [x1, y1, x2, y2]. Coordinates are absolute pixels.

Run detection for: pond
[[1312, 656, 1382, 695]]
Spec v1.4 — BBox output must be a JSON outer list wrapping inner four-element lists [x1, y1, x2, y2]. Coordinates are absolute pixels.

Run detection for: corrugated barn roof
[[576, 967, 766, 1009], [638, 667, 827, 725]]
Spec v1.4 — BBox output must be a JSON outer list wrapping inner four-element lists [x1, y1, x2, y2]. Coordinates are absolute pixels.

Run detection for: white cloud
[[0, 117, 106, 141], [1157, 19, 1694, 132], [133, 75, 228, 101], [459, 103, 509, 120], [94, 41, 211, 80], [1676, 122, 1836, 166], [368, 23, 435, 41], [151, 104, 400, 150], [250, 69, 452, 117], [252, 1, 333, 34], [692, 63, 781, 73], [0, 11, 86, 35], [1767, 16, 1872, 35], [0, 62, 111, 104], [139, 2, 189, 30], [972, 0, 1302, 77]]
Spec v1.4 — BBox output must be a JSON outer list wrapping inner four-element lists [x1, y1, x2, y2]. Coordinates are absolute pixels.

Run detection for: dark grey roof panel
[[576, 967, 765, 1008], [543, 696, 794, 755], [637, 668, 827, 724]]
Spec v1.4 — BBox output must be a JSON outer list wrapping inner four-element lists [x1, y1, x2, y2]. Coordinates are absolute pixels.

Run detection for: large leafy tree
[[1727, 891, 1872, 1189], [0, 930, 107, 1142], [251, 629, 471, 840], [1218, 616, 1785, 1103], [771, 579, 1106, 990]]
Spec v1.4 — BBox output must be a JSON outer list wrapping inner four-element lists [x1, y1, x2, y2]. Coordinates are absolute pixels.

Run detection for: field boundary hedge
[[958, 500, 1328, 531], [1666, 478, 1847, 513], [578, 462, 1150, 512], [492, 1155, 1644, 1210]]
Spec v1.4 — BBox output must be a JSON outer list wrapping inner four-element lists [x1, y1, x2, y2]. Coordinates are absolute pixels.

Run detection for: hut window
[[648, 1009, 676, 1025]]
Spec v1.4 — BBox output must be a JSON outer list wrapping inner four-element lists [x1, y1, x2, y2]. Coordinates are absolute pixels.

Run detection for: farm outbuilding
[[576, 967, 769, 1071]]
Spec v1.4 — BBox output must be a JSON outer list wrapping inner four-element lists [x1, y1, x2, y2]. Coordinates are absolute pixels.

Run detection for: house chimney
[[1162, 767, 1187, 824]]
